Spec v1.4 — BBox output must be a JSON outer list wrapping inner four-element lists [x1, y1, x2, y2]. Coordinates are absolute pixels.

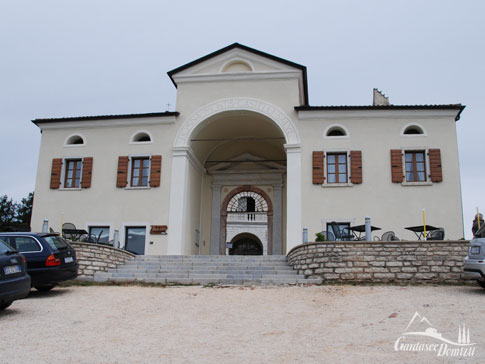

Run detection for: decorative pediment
[[206, 153, 285, 174], [168, 43, 308, 105]]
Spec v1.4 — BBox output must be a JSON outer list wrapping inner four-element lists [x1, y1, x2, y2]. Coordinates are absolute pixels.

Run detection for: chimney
[[373, 88, 390, 106]]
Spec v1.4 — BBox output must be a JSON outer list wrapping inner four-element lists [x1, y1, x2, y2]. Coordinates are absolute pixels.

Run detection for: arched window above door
[[227, 191, 268, 212]]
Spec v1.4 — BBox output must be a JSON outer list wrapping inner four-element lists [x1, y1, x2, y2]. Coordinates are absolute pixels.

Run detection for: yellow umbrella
[[422, 209, 426, 240]]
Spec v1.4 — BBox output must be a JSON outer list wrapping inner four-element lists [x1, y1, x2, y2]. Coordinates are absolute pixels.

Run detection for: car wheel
[[477, 280, 485, 289], [34, 284, 56, 292], [0, 301, 13, 310]]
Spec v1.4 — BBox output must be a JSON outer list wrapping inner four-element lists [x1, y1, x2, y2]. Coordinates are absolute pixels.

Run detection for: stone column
[[210, 184, 222, 255], [272, 184, 283, 255], [167, 147, 189, 255], [285, 144, 302, 253]]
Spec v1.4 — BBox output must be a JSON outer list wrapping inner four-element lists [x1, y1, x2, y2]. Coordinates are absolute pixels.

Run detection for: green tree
[[0, 195, 17, 231], [16, 192, 33, 226]]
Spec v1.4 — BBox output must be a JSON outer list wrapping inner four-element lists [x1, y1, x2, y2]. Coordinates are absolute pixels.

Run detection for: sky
[[0, 0, 483, 238]]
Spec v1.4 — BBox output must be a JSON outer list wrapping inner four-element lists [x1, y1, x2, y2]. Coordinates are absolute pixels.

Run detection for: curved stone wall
[[70, 242, 135, 281], [287, 241, 470, 284]]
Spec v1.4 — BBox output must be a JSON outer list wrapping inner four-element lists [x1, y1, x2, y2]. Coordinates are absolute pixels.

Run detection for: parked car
[[0, 233, 78, 292], [464, 225, 485, 288], [0, 239, 31, 310]]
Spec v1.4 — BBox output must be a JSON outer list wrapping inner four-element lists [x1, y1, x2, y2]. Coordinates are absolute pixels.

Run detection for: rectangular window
[[64, 159, 82, 188], [327, 153, 347, 183], [125, 226, 146, 255], [89, 226, 110, 243], [131, 157, 150, 187], [405, 151, 426, 182]]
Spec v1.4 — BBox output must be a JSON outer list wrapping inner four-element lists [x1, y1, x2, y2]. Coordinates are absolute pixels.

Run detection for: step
[[109, 266, 295, 272], [123, 261, 291, 267], [91, 254, 319, 286], [134, 255, 288, 259], [132, 259, 288, 264], [94, 274, 321, 286], [108, 269, 297, 276]]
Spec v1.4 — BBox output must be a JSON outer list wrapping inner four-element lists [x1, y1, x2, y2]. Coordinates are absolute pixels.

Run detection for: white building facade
[[31, 43, 465, 255]]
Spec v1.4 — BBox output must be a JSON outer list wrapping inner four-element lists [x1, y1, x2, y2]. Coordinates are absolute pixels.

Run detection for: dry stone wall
[[287, 241, 470, 284], [70, 242, 135, 280]]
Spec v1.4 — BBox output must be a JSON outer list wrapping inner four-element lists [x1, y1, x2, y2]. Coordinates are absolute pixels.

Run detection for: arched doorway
[[221, 186, 273, 255], [229, 233, 263, 255]]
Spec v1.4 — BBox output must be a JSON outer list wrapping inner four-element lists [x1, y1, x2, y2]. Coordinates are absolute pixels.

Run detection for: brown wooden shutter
[[80, 157, 93, 188], [428, 149, 443, 182], [150, 155, 162, 187], [350, 151, 362, 184], [50, 158, 62, 189], [390, 149, 404, 183], [116, 156, 129, 187], [312, 151, 324, 184]]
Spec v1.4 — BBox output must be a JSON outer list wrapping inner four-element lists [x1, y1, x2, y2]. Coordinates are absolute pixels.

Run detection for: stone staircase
[[93, 255, 322, 285]]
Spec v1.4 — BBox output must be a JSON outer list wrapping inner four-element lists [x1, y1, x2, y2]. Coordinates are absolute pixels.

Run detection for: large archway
[[173, 98, 301, 148], [167, 98, 302, 255]]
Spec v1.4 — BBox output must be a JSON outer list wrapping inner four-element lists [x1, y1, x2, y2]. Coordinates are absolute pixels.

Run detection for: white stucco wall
[[31, 119, 177, 254], [298, 111, 464, 240]]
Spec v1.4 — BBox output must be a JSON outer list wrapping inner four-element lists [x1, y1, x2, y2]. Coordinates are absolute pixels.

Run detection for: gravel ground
[[1, 284, 484, 364]]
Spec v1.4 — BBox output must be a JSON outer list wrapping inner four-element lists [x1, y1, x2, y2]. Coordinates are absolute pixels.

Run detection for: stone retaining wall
[[287, 241, 470, 284], [70, 242, 135, 280]]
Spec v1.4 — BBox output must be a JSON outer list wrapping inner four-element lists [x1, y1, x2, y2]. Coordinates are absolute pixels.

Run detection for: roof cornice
[[32, 111, 179, 126], [295, 104, 465, 121]]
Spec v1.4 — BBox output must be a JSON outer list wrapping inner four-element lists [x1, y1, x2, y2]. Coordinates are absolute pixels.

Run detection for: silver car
[[464, 225, 485, 288]]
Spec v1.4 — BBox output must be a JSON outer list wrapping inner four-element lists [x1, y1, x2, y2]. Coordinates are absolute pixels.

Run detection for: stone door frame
[[220, 185, 273, 255]]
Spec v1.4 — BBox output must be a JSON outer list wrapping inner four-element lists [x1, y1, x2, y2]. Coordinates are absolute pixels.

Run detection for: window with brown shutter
[[50, 158, 63, 189], [64, 159, 82, 188], [116, 156, 129, 187], [390, 149, 404, 183], [150, 155, 162, 187], [81, 157, 93, 188], [428, 149, 443, 182], [312, 151, 324, 184], [405, 151, 426, 182], [131, 157, 150, 187], [350, 151, 362, 184], [327, 153, 348, 183]]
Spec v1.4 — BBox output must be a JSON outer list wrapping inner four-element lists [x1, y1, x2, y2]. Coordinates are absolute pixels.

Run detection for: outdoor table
[[404, 225, 439, 240], [62, 229, 88, 241], [349, 225, 381, 240]]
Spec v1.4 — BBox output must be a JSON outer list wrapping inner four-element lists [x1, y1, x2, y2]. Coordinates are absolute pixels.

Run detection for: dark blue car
[[0, 239, 31, 310], [0, 233, 78, 292]]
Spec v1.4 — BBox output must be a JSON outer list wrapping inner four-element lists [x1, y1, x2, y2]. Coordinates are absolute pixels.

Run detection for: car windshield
[[0, 239, 16, 254], [44, 236, 69, 250]]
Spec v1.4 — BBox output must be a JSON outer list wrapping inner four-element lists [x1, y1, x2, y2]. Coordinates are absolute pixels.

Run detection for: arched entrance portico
[[167, 98, 302, 255]]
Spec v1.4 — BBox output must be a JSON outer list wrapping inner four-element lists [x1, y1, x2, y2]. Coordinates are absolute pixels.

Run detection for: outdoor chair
[[81, 230, 103, 244], [330, 222, 355, 241], [427, 228, 445, 240], [475, 225, 485, 238], [381, 231, 400, 241], [62, 222, 76, 240], [322, 230, 336, 241]]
